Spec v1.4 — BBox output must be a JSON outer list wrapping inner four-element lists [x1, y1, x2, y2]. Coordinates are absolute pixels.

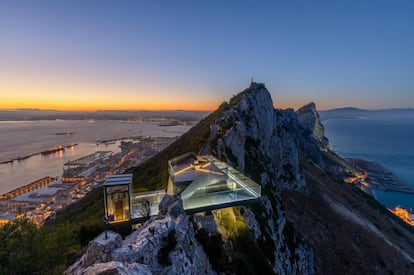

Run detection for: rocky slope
[[69, 82, 414, 275], [282, 156, 414, 274], [67, 195, 216, 275]]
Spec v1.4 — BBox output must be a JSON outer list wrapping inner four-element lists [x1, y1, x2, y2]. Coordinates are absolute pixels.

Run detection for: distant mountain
[[0, 109, 208, 122], [320, 107, 414, 120]]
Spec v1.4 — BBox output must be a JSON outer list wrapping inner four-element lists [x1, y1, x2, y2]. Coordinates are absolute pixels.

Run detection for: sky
[[0, 0, 413, 111]]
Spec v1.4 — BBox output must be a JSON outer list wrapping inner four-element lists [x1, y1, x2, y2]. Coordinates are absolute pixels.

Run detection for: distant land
[[3, 107, 414, 122], [319, 107, 414, 120], [0, 109, 209, 122]]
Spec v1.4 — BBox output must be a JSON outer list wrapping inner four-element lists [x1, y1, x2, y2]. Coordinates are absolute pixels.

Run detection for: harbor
[[0, 136, 179, 225]]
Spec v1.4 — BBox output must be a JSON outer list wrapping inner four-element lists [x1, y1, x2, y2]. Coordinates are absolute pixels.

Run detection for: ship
[[54, 132, 74, 135], [41, 145, 65, 155]]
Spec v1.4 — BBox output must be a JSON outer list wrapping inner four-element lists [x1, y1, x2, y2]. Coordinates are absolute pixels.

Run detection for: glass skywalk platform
[[104, 153, 261, 224], [168, 153, 261, 214]]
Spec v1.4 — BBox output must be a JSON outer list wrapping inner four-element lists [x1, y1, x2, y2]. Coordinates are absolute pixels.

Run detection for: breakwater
[[0, 176, 58, 200], [0, 144, 78, 165]]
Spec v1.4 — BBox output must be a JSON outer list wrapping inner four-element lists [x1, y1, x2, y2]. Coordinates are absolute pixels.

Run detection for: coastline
[[347, 158, 414, 194], [323, 116, 414, 211], [0, 135, 179, 225]]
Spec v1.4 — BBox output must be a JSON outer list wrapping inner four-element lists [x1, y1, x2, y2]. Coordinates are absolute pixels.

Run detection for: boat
[[66, 143, 78, 148], [54, 132, 73, 135], [41, 145, 65, 155]]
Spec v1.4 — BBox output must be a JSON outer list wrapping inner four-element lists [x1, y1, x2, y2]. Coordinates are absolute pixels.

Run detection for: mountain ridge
[[54, 83, 414, 274]]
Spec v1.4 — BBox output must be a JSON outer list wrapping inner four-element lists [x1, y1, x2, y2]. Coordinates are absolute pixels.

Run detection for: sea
[[323, 117, 414, 210], [0, 120, 191, 194], [2, 118, 413, 211]]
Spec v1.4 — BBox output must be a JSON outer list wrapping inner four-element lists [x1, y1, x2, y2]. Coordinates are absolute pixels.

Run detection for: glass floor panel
[[183, 188, 257, 211]]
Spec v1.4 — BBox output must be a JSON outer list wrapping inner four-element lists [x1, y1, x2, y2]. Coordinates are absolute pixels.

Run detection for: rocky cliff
[[210, 82, 315, 274], [296, 102, 329, 149], [68, 83, 319, 275], [67, 195, 216, 275], [295, 102, 331, 167], [68, 82, 414, 275]]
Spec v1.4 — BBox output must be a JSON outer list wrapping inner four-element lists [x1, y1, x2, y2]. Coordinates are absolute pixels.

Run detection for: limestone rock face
[[296, 102, 330, 149], [112, 196, 215, 275], [83, 261, 152, 275], [68, 83, 325, 275], [213, 82, 306, 192], [67, 196, 215, 275], [211, 83, 314, 274], [295, 102, 332, 168], [66, 231, 123, 275]]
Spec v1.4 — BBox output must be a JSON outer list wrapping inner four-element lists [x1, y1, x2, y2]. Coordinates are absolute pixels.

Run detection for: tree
[[0, 219, 77, 274], [137, 199, 153, 221]]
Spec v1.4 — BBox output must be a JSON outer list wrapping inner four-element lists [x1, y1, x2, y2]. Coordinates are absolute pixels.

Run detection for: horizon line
[[1, 106, 413, 113], [0, 108, 214, 113]]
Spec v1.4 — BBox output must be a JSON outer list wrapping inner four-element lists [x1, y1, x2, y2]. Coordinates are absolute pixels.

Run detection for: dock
[[0, 176, 58, 200], [0, 143, 78, 165]]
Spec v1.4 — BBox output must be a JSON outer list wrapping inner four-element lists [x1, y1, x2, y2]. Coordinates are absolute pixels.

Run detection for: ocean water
[[0, 120, 191, 194], [323, 117, 414, 210]]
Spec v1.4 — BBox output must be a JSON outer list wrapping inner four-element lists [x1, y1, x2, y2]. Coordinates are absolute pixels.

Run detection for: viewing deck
[[104, 154, 262, 225]]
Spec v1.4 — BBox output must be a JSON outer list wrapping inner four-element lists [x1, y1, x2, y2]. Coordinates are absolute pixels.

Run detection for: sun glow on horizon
[[0, 74, 220, 112]]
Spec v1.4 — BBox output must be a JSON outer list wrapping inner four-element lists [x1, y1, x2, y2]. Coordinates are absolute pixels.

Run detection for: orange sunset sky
[[1, 2, 413, 112]]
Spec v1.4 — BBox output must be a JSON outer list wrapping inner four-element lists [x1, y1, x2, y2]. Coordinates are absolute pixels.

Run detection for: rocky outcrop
[[112, 195, 215, 275], [295, 102, 330, 167], [68, 83, 324, 275], [67, 195, 216, 275], [210, 83, 314, 274], [67, 231, 123, 274], [83, 261, 152, 275], [212, 82, 306, 192], [296, 102, 330, 149]]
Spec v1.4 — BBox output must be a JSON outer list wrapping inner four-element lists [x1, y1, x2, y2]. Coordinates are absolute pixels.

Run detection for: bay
[[0, 120, 191, 194]]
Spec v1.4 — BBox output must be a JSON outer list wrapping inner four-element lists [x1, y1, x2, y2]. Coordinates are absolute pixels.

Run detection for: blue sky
[[1, 1, 413, 110]]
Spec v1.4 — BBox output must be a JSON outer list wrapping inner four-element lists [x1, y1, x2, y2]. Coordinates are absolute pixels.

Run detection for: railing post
[[103, 217, 108, 240]]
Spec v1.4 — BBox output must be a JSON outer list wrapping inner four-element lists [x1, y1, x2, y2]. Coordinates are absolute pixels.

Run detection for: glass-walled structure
[[103, 174, 132, 223], [131, 190, 166, 220], [103, 154, 261, 227], [168, 153, 261, 213]]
